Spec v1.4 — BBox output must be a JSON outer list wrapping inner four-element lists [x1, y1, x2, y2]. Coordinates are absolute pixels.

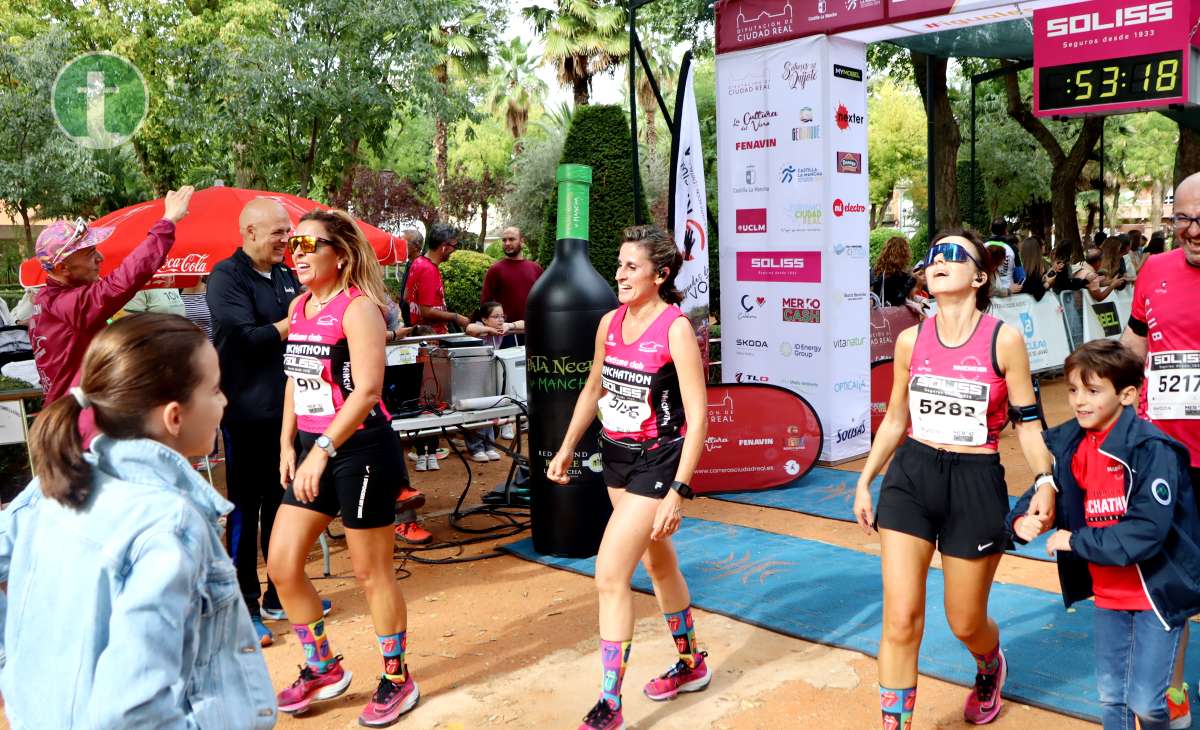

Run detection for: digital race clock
[[1033, 0, 1200, 117], [1038, 50, 1183, 112]]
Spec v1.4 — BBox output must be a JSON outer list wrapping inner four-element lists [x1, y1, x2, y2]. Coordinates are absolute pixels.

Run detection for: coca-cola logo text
[[160, 253, 211, 274]]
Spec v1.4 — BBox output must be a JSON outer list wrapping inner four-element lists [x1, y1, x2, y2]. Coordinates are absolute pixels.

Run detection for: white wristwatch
[[315, 435, 337, 458]]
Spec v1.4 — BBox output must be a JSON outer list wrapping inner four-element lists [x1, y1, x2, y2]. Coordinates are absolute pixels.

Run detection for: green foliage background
[[439, 249, 494, 319], [538, 105, 651, 287]]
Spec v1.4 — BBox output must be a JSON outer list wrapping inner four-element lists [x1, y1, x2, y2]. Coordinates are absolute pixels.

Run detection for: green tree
[[486, 37, 547, 149], [448, 116, 513, 240], [867, 78, 925, 229], [1003, 64, 1102, 252], [524, 0, 626, 106], [500, 122, 566, 260], [633, 39, 677, 165], [0, 32, 103, 254], [539, 105, 650, 285], [428, 5, 496, 217]]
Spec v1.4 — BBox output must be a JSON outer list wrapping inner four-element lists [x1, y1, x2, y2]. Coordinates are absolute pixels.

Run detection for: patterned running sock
[[599, 639, 631, 709], [971, 642, 1002, 676], [880, 685, 916, 730], [293, 618, 335, 672], [664, 607, 700, 668], [378, 631, 407, 682]]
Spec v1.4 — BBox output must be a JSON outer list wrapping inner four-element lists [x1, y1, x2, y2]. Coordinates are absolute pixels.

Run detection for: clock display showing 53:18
[[1039, 49, 1183, 111]]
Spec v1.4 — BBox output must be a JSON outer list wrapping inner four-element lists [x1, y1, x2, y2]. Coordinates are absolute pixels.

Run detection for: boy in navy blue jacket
[[1009, 339, 1200, 730]]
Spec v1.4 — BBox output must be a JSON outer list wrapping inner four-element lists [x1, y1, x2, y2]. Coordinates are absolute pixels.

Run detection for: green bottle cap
[[556, 164, 591, 241]]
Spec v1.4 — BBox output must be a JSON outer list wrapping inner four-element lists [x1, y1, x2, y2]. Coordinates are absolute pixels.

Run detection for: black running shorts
[[283, 425, 407, 529], [875, 439, 1010, 559], [600, 434, 684, 500]]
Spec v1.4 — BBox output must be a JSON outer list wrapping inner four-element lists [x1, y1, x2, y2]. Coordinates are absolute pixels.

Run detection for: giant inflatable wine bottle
[[526, 164, 618, 557]]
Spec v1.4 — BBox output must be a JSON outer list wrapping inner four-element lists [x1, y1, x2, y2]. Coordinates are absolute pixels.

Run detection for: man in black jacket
[[208, 197, 304, 646]]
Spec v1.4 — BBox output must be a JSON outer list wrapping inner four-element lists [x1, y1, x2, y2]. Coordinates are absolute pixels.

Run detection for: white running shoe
[[500, 423, 515, 440], [427, 453, 440, 471], [414, 454, 428, 472], [485, 449, 502, 461], [470, 450, 490, 463]]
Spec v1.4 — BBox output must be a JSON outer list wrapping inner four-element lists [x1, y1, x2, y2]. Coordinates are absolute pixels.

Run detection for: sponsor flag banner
[[669, 52, 713, 363], [870, 358, 893, 435], [717, 34, 870, 461], [695, 384, 823, 493], [870, 304, 921, 363]]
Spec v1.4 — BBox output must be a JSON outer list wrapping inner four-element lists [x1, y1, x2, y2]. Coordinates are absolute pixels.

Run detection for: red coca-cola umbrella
[[19, 185, 401, 288]]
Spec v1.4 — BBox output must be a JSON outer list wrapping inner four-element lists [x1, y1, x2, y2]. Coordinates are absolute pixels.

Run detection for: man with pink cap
[[28, 186, 194, 404]]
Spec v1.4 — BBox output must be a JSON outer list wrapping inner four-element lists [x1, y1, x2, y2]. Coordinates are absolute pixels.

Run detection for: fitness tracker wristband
[[315, 435, 337, 458], [1034, 472, 1057, 492], [669, 480, 694, 500]]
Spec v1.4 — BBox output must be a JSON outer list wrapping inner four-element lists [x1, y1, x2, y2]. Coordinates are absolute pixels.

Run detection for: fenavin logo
[[52, 52, 148, 149], [1045, 1, 1171, 36]]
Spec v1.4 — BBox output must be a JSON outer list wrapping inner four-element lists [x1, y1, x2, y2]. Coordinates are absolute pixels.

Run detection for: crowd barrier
[[986, 293, 1074, 375], [1080, 287, 1134, 343]]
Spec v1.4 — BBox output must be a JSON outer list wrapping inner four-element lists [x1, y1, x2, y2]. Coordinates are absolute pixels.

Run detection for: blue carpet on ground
[[707, 466, 1055, 563], [502, 518, 1200, 725]]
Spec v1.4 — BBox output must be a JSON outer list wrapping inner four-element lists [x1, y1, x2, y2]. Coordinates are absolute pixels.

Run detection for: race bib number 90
[[285, 354, 335, 417], [908, 374, 990, 446], [1147, 351, 1200, 420]]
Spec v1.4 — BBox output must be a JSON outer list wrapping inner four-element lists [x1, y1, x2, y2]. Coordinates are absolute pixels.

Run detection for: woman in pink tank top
[[267, 209, 420, 726], [851, 229, 1057, 728], [546, 225, 711, 730]]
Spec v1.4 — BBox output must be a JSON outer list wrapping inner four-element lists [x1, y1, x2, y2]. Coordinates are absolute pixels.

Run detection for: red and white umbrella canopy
[[19, 186, 400, 288]]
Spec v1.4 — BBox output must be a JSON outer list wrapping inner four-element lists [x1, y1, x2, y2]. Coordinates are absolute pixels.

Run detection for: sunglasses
[[924, 242, 983, 269], [287, 235, 334, 255]]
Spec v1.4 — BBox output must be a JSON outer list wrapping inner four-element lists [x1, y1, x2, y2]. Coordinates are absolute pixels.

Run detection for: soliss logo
[[1044, 1, 1171, 36]]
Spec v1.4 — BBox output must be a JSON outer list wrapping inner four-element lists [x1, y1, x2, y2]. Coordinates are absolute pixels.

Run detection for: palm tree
[[428, 12, 489, 218], [486, 37, 548, 150], [523, 0, 626, 107], [633, 43, 677, 164]]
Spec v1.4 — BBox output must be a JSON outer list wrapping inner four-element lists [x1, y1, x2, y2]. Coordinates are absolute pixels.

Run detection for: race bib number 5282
[[908, 374, 990, 446]]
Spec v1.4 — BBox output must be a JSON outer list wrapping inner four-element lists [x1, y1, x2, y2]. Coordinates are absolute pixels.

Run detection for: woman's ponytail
[[28, 393, 91, 507], [27, 313, 209, 509]]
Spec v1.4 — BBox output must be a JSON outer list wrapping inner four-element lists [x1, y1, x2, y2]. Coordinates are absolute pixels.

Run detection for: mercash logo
[[528, 355, 592, 392], [52, 53, 148, 150]]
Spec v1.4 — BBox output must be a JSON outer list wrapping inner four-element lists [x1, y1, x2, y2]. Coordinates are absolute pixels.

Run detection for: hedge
[[439, 250, 495, 320], [539, 105, 651, 287]]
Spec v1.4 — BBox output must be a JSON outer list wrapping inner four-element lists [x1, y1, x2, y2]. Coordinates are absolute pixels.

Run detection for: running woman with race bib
[[853, 230, 1056, 728], [547, 225, 710, 730], [267, 209, 418, 727], [1122, 170, 1200, 728]]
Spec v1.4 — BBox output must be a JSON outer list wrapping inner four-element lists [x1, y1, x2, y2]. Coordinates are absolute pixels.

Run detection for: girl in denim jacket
[[0, 313, 276, 728]]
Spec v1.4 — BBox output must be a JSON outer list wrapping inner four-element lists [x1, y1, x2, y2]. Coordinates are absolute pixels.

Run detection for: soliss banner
[[716, 34, 870, 462], [694, 383, 823, 494]]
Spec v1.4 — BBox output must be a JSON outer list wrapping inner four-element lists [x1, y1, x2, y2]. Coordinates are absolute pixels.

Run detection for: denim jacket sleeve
[[88, 520, 201, 729], [1071, 440, 1178, 567]]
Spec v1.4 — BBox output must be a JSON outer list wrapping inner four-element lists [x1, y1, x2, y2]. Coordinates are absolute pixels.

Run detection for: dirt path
[[229, 374, 1102, 728]]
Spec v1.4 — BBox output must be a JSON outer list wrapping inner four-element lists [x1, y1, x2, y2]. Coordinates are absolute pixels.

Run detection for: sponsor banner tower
[[717, 33, 870, 461]]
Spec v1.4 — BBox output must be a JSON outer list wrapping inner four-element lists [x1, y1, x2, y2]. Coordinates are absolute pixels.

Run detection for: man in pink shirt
[[29, 186, 194, 404]]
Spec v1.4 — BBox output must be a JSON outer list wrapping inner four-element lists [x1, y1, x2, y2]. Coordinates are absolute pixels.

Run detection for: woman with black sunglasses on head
[[852, 229, 1056, 729], [267, 209, 419, 727]]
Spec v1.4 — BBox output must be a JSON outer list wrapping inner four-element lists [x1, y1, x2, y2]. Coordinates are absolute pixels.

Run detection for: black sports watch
[[669, 480, 694, 500]]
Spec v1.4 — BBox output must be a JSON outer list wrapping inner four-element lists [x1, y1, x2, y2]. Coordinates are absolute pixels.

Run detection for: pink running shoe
[[359, 671, 420, 727], [963, 648, 1006, 724], [643, 652, 711, 701], [578, 698, 623, 730], [277, 656, 353, 715]]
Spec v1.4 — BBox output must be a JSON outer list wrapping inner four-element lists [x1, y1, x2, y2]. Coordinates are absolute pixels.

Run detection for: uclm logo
[[832, 198, 866, 217], [736, 208, 767, 234], [1045, 1, 1172, 36]]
